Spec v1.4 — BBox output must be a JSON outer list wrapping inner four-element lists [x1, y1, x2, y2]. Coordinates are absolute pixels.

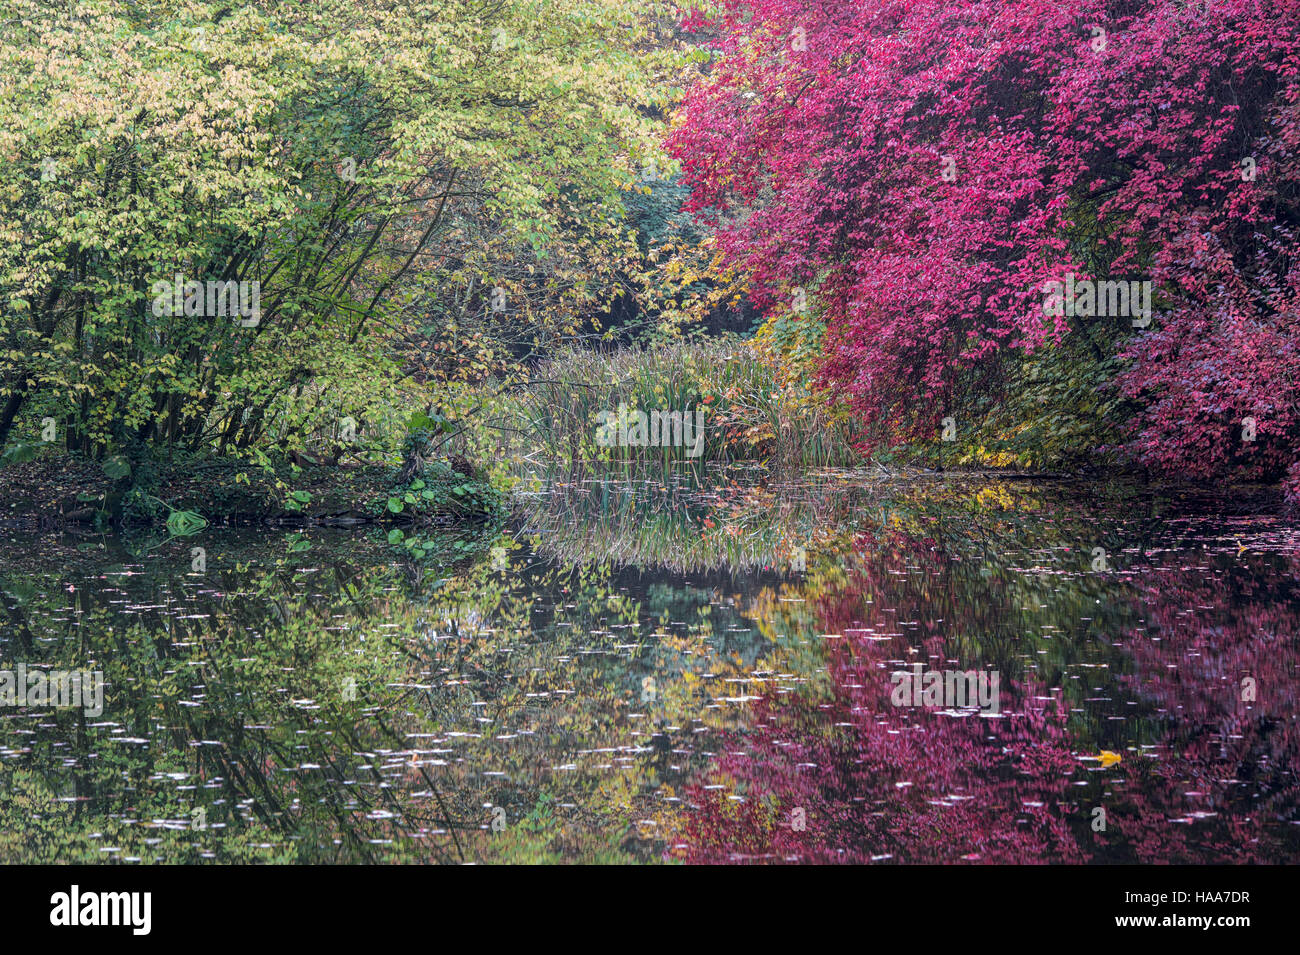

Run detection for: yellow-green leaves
[[0, 0, 678, 455]]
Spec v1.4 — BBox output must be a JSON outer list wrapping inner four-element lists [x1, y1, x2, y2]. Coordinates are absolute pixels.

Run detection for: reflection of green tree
[[0, 527, 784, 863], [401, 555, 796, 861], [0, 530, 469, 862]]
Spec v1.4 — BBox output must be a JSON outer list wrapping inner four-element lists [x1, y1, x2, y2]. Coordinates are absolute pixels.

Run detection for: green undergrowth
[[0, 448, 503, 529]]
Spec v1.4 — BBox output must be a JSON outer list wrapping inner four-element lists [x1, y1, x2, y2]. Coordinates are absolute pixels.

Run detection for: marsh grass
[[518, 340, 860, 468]]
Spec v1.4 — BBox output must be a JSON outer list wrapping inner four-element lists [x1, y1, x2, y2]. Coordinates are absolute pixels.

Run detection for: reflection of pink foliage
[[1114, 560, 1300, 860], [1286, 462, 1300, 513], [680, 540, 1300, 863], [681, 621, 1090, 863]]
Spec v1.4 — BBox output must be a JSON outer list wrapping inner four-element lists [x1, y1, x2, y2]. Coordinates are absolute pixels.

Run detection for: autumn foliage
[[670, 0, 1300, 496]]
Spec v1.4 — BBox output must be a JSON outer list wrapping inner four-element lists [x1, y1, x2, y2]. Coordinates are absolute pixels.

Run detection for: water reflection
[[1, 471, 1296, 863]]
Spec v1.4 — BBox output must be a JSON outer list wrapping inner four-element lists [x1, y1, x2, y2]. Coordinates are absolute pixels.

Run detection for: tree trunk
[[0, 386, 27, 449]]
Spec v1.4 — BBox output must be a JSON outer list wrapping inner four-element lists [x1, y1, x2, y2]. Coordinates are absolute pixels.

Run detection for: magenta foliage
[[669, 0, 1300, 494]]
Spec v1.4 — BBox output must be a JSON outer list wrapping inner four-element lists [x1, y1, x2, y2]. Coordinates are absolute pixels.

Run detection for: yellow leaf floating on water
[[1098, 750, 1122, 768]]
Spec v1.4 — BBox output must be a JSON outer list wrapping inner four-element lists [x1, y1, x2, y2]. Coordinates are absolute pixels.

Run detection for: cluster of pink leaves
[[670, 0, 1300, 493]]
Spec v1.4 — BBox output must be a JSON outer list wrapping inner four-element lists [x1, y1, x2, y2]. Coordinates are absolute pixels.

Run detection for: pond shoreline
[[0, 452, 1289, 534], [0, 452, 501, 530]]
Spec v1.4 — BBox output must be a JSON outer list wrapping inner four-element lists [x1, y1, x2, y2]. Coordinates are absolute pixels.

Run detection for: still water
[[2, 469, 1297, 863]]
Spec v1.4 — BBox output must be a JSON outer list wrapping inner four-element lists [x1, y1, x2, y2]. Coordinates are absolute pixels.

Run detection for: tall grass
[[518, 339, 860, 468]]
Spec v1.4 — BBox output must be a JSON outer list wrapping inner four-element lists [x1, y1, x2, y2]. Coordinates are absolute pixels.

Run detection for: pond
[[1, 468, 1297, 864]]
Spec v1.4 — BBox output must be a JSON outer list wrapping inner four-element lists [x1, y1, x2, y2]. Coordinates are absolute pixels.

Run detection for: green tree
[[0, 0, 677, 462]]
